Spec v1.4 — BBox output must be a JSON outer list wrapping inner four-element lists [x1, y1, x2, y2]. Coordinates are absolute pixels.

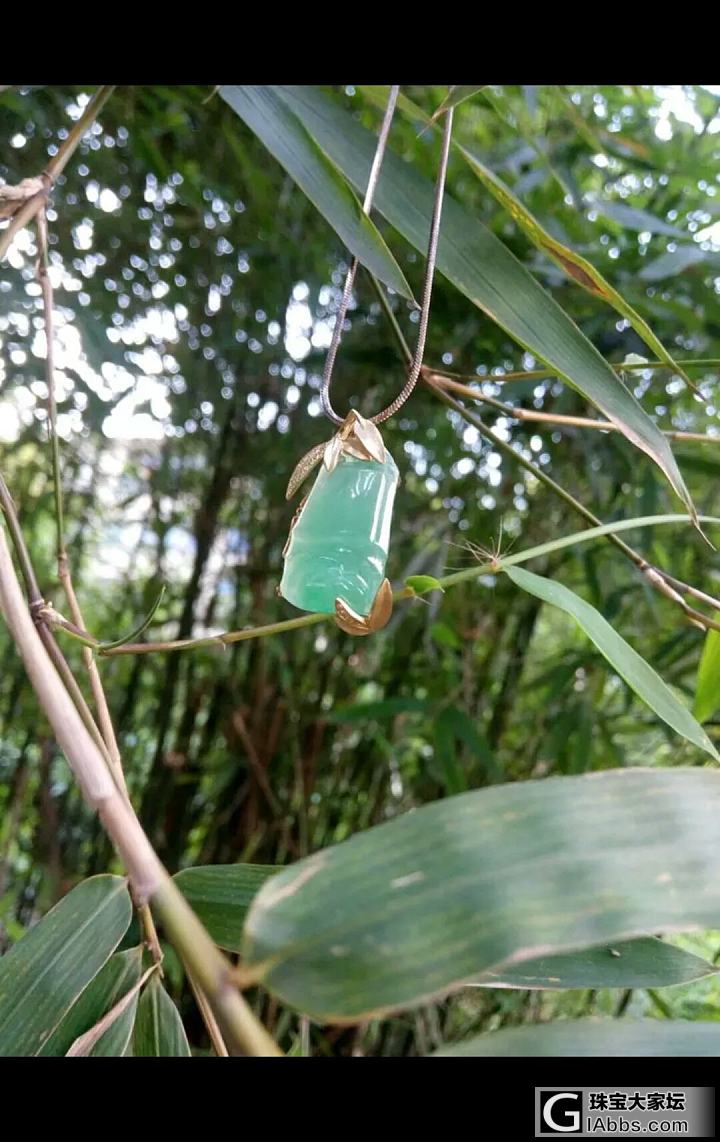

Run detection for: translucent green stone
[[280, 451, 399, 616]]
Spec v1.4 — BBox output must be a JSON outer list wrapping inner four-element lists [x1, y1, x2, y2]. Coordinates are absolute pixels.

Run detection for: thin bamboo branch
[[0, 86, 115, 262], [37, 205, 163, 963], [187, 966, 230, 1057], [0, 473, 116, 758], [430, 374, 720, 444], [43, 513, 720, 658], [433, 358, 720, 384], [426, 379, 720, 635]]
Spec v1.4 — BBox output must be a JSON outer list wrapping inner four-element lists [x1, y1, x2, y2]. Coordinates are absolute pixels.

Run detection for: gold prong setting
[[286, 411, 386, 498], [334, 578, 393, 636]]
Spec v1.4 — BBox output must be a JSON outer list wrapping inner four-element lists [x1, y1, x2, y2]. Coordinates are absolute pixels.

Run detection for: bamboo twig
[[0, 85, 115, 263], [0, 474, 117, 759], [36, 202, 164, 967], [41, 513, 720, 657], [426, 379, 720, 635], [429, 374, 720, 444], [431, 358, 720, 384]]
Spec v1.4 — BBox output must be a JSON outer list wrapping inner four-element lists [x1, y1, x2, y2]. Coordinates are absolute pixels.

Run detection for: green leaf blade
[[695, 625, 720, 723], [219, 85, 414, 301], [132, 975, 191, 1057], [242, 767, 720, 1021], [505, 565, 718, 759], [475, 937, 718, 991], [433, 1019, 720, 1056], [39, 947, 143, 1057], [431, 86, 487, 120], [0, 875, 133, 1057], [175, 864, 277, 953]]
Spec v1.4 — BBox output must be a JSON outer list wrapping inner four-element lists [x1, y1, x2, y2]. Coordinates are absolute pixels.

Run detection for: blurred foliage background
[[1, 84, 720, 1054]]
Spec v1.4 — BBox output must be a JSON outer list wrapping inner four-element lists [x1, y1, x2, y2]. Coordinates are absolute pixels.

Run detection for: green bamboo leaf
[[433, 1019, 720, 1056], [430, 621, 462, 650], [169, 877, 718, 993], [218, 86, 414, 301], [374, 86, 697, 393], [694, 624, 720, 723], [457, 148, 698, 393], [433, 708, 468, 794], [241, 768, 720, 1021], [268, 85, 695, 519], [639, 245, 707, 282], [175, 864, 277, 952], [66, 962, 154, 1057], [505, 565, 718, 759], [473, 937, 718, 991], [39, 947, 143, 1057], [432, 705, 495, 792], [132, 975, 191, 1057], [326, 697, 432, 723], [431, 86, 487, 120], [588, 197, 687, 239], [0, 875, 132, 1056]]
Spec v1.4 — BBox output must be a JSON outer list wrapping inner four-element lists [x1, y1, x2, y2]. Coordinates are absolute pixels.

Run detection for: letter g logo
[[539, 1091, 582, 1134]]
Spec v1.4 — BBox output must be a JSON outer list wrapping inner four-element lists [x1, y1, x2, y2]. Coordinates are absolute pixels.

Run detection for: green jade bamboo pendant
[[280, 411, 399, 635]]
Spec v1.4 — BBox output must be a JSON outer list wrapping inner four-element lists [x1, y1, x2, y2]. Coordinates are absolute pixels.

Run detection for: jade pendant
[[281, 450, 398, 615]]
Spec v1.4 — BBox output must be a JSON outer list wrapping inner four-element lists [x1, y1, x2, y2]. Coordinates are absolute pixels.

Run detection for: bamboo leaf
[[218, 86, 414, 301], [170, 877, 718, 993], [39, 947, 143, 1057], [588, 197, 687, 239], [694, 624, 720, 723], [66, 963, 155, 1057], [433, 705, 495, 791], [241, 767, 720, 1021], [473, 937, 718, 991], [505, 566, 718, 759], [433, 1019, 720, 1056], [0, 875, 132, 1056], [266, 85, 695, 518], [326, 697, 432, 723], [433, 708, 469, 794], [132, 975, 191, 1057], [639, 246, 707, 282], [431, 86, 487, 121], [373, 85, 697, 393], [175, 864, 277, 953]]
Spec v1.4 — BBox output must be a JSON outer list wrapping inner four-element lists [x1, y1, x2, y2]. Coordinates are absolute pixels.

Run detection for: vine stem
[[0, 521, 282, 1057]]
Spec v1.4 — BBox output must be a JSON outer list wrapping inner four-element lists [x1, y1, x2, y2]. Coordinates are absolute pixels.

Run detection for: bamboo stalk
[[0, 522, 282, 1057]]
